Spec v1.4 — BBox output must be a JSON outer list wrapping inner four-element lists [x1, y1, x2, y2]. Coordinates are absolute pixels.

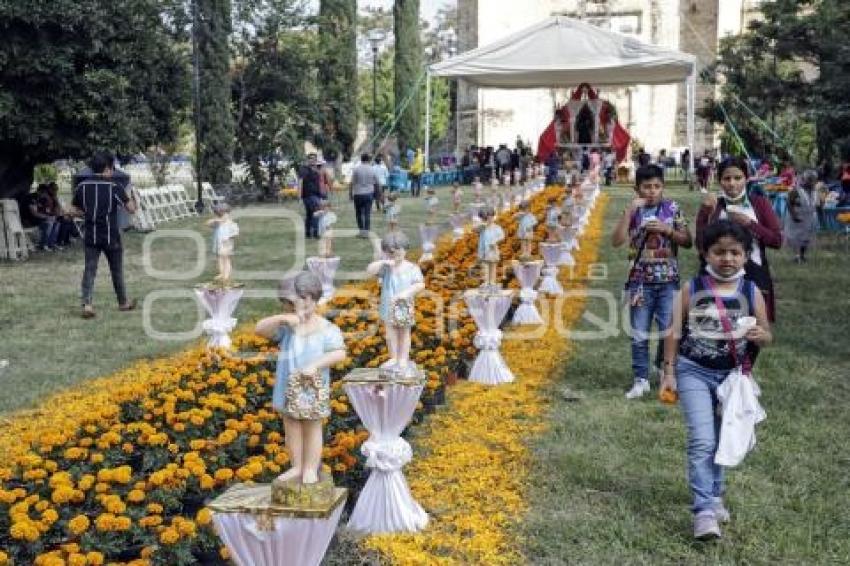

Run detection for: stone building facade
[[454, 0, 760, 158]]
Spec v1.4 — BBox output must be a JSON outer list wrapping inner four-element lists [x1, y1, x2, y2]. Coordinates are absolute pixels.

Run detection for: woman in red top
[[696, 157, 782, 321], [779, 161, 796, 188], [840, 163, 850, 205]]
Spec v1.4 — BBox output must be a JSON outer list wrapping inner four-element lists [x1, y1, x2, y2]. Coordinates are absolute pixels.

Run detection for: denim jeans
[[81, 244, 127, 306], [677, 356, 730, 514], [410, 174, 422, 197], [353, 194, 373, 231], [38, 218, 58, 248], [629, 281, 678, 382], [302, 197, 320, 238]]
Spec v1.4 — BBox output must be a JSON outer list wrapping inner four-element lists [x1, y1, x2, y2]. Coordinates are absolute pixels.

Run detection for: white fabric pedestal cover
[[539, 244, 564, 295], [212, 502, 344, 566], [556, 243, 575, 267], [511, 261, 544, 325], [419, 224, 441, 263], [195, 287, 244, 350], [344, 382, 428, 534], [449, 214, 466, 242], [464, 290, 514, 384], [306, 256, 340, 304]]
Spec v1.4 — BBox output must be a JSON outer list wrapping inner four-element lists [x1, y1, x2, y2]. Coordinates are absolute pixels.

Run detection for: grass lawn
[[0, 186, 480, 415], [522, 183, 850, 563]]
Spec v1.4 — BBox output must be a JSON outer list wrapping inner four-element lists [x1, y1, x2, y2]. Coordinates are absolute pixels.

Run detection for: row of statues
[[204, 172, 600, 566]]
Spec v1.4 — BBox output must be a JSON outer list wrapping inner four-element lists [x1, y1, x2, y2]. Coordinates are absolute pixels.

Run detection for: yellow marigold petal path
[[364, 195, 608, 565]]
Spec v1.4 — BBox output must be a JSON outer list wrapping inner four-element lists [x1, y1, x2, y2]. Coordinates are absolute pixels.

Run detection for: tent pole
[[425, 70, 432, 165], [686, 70, 696, 174]]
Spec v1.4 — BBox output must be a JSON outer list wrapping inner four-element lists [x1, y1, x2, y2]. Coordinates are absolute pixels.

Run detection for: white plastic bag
[[715, 368, 767, 467]]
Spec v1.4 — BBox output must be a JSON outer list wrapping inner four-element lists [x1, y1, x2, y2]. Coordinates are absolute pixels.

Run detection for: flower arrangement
[[0, 186, 569, 565], [363, 194, 608, 564]]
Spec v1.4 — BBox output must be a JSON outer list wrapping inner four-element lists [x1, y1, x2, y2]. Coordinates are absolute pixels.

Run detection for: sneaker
[[625, 379, 650, 399], [713, 501, 731, 523], [118, 299, 138, 312], [81, 306, 96, 319], [693, 510, 722, 540]]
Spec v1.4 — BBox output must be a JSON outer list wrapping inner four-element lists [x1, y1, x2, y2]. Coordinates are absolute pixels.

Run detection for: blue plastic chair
[[389, 169, 410, 193]]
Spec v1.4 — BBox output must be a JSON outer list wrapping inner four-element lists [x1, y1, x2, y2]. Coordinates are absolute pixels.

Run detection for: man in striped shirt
[[70, 152, 138, 319]]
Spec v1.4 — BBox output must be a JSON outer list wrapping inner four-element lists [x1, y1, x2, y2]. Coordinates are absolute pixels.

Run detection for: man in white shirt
[[373, 154, 389, 211]]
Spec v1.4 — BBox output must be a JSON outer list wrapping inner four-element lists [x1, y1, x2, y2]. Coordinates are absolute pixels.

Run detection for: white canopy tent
[[425, 15, 698, 169]]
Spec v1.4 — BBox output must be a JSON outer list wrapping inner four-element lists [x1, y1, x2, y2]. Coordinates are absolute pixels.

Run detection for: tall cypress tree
[[318, 0, 358, 161], [198, 0, 234, 184], [394, 0, 422, 156]]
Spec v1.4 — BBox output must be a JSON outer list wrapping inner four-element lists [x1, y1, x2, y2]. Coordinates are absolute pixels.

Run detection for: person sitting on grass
[[46, 182, 77, 248], [28, 184, 60, 251], [660, 219, 772, 541]]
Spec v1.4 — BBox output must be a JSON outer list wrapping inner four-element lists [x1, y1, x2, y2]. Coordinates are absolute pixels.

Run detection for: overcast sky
[[306, 0, 453, 24], [360, 0, 453, 23]]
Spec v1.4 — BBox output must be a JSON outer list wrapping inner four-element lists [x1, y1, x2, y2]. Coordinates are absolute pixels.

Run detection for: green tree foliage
[[424, 76, 450, 144], [393, 0, 422, 154], [358, 2, 452, 155], [197, 0, 235, 184], [358, 50, 395, 142], [231, 0, 319, 195], [0, 0, 189, 197], [357, 50, 449, 149], [318, 0, 358, 161], [704, 0, 850, 166]]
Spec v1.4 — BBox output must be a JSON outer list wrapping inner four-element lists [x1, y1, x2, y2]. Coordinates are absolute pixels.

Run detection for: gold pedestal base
[[271, 472, 335, 508], [208, 481, 347, 520]]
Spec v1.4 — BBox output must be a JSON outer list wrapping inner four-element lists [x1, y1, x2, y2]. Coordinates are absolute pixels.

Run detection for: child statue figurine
[[367, 232, 426, 375], [384, 193, 401, 233], [472, 176, 483, 201], [206, 203, 239, 283], [424, 186, 439, 223], [451, 181, 463, 213], [545, 197, 561, 242], [514, 200, 537, 259], [476, 205, 505, 290], [314, 199, 337, 257], [500, 185, 511, 213], [255, 271, 347, 486]]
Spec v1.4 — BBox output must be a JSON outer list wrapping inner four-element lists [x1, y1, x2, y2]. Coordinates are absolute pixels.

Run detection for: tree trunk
[[394, 0, 422, 155], [318, 0, 358, 161], [198, 0, 234, 185], [0, 144, 36, 199]]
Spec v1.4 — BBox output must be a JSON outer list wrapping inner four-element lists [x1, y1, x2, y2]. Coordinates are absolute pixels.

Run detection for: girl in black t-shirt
[[660, 220, 773, 540]]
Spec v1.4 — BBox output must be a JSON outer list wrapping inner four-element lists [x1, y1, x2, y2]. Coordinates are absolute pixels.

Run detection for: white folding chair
[[0, 199, 31, 260], [174, 184, 195, 218], [173, 184, 196, 217], [140, 188, 166, 224], [130, 187, 156, 231], [154, 187, 176, 222], [202, 182, 225, 210], [160, 185, 183, 220], [0, 204, 8, 259]]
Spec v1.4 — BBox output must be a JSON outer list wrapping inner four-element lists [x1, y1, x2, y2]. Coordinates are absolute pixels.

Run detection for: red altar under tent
[[424, 15, 698, 169]]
